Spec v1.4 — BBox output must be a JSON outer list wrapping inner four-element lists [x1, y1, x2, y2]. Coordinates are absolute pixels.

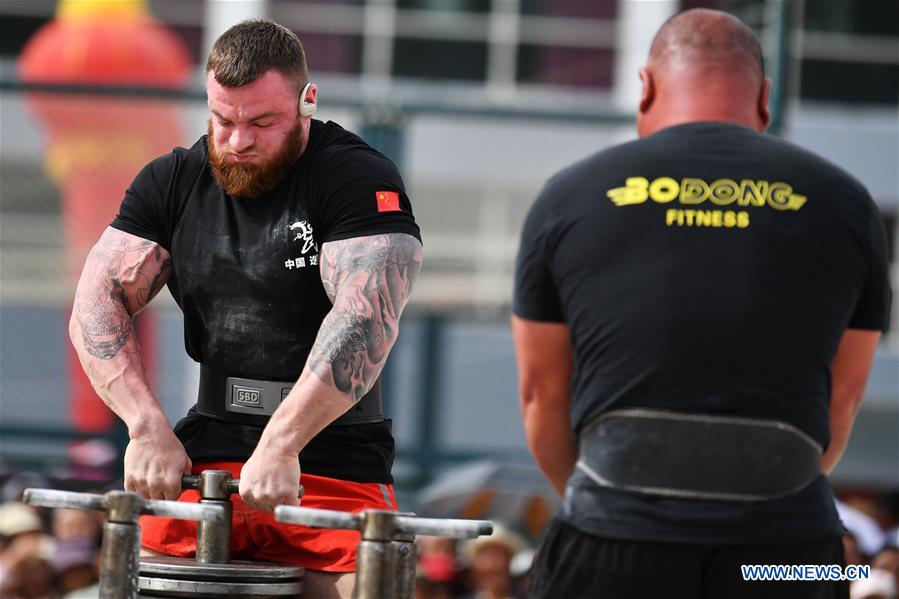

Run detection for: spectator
[[418, 536, 458, 582], [4, 556, 55, 599], [0, 502, 55, 599], [414, 573, 454, 599], [845, 532, 869, 567], [0, 474, 50, 504], [51, 510, 100, 545], [460, 523, 526, 599], [887, 529, 899, 551], [851, 569, 897, 599], [873, 546, 899, 591], [839, 498, 889, 556], [509, 548, 535, 597], [415, 536, 458, 599], [51, 538, 98, 598]]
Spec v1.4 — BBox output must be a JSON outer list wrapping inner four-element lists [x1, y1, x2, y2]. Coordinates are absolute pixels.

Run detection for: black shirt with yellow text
[[514, 121, 891, 544]]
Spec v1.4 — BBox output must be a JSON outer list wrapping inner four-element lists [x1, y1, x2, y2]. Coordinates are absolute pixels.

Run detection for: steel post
[[23, 488, 227, 598], [99, 522, 140, 599], [354, 511, 397, 598], [276, 504, 493, 598], [183, 470, 235, 564], [391, 532, 416, 599]]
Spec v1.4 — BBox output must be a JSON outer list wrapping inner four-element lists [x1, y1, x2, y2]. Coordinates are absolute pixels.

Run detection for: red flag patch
[[376, 190, 401, 213]]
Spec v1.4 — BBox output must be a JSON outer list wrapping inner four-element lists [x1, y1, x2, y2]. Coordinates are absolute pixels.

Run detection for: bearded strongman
[[69, 19, 422, 598]]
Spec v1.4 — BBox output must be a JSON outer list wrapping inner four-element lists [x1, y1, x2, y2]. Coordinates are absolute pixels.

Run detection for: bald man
[[513, 9, 890, 599]]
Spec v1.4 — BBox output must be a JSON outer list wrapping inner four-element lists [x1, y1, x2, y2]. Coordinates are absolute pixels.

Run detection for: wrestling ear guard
[[299, 82, 317, 117]]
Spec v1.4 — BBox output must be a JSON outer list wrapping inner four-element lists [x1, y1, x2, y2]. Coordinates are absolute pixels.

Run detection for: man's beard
[[207, 119, 303, 199]]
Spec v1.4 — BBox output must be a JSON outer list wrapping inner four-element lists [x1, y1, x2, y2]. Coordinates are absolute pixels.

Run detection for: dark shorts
[[529, 518, 849, 599]]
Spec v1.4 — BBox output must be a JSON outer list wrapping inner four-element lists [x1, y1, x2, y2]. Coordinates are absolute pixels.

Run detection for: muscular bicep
[[72, 227, 172, 359], [309, 233, 422, 400]]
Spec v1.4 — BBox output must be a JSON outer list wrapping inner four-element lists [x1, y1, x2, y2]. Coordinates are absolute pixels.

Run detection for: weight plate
[[140, 555, 303, 582], [138, 575, 302, 597]]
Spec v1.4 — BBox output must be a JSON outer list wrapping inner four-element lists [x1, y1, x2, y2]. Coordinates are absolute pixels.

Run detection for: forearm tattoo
[[75, 230, 172, 360], [310, 233, 422, 400]]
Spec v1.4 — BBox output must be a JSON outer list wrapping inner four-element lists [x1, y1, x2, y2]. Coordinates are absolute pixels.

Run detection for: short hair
[[206, 19, 308, 91], [649, 9, 765, 78]]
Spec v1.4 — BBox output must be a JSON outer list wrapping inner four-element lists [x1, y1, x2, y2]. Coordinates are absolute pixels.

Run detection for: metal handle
[[180, 474, 240, 495], [182, 474, 303, 499], [24, 488, 106, 512], [274, 505, 493, 539], [142, 499, 226, 523], [181, 474, 240, 494], [275, 505, 362, 530], [394, 515, 493, 539], [23, 488, 225, 524]]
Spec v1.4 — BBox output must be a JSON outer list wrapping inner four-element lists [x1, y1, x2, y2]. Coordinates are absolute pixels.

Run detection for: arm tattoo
[[75, 230, 172, 360], [309, 233, 422, 400]]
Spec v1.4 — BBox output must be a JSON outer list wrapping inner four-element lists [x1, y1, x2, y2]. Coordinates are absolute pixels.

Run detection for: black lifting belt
[[197, 364, 385, 427], [577, 408, 823, 502]]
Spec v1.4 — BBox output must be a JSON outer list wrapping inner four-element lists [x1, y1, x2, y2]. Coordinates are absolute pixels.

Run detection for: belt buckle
[[231, 384, 264, 409], [224, 377, 289, 417]]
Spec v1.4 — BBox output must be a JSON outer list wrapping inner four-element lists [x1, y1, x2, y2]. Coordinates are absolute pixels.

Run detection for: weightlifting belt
[[197, 364, 385, 427], [576, 408, 823, 502]]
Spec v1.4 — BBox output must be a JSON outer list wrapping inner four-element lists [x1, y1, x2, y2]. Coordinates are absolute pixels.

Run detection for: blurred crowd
[[846, 540, 899, 599], [0, 496, 102, 599], [415, 523, 534, 599], [838, 492, 899, 599], [0, 468, 897, 599]]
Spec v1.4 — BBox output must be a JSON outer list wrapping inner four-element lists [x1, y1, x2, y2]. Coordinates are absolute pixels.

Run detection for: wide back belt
[[197, 365, 385, 427], [577, 408, 823, 502]]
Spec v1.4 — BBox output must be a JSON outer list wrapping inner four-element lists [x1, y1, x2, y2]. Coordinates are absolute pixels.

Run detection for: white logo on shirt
[[285, 220, 319, 270], [288, 220, 317, 254]]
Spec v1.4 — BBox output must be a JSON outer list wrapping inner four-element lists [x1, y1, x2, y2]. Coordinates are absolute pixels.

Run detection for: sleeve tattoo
[[74, 230, 172, 360], [309, 233, 422, 401]]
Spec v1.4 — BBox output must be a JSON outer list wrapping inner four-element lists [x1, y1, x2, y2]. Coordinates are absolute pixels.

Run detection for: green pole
[[360, 106, 406, 168], [415, 314, 443, 487], [768, 0, 793, 136]]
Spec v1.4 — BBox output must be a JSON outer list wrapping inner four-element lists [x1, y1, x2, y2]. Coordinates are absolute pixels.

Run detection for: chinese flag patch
[[376, 190, 401, 213]]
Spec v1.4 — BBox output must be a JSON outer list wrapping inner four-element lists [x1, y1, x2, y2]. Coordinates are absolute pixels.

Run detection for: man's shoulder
[[661, 122, 869, 192], [171, 136, 210, 172], [140, 136, 208, 182], [762, 134, 870, 195], [126, 137, 210, 219]]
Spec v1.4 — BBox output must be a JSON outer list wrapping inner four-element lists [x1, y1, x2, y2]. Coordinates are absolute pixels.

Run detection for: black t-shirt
[[111, 119, 421, 483], [514, 121, 891, 544]]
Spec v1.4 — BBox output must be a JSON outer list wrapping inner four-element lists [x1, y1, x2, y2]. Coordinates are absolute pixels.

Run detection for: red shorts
[[139, 461, 398, 572]]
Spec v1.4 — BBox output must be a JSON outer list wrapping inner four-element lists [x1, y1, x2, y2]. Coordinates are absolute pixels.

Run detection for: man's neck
[[641, 70, 764, 136], [652, 112, 757, 133], [297, 118, 313, 159]]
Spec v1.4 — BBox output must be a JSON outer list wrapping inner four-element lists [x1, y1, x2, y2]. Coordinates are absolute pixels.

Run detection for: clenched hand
[[123, 425, 192, 501], [239, 445, 302, 513]]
